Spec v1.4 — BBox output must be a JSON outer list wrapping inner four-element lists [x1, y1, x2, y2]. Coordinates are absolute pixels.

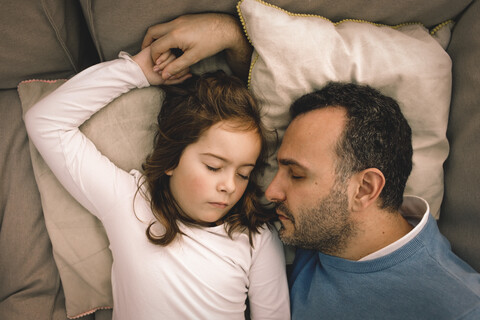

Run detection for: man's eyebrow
[[201, 153, 256, 167], [278, 158, 307, 170]]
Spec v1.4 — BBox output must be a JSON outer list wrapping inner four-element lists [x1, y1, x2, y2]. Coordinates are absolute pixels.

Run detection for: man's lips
[[276, 209, 290, 221]]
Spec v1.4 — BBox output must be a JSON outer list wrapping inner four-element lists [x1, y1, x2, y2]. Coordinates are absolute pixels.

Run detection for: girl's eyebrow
[[201, 153, 256, 167]]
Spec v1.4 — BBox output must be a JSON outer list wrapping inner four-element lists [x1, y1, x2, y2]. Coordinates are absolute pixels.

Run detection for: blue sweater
[[289, 214, 480, 319]]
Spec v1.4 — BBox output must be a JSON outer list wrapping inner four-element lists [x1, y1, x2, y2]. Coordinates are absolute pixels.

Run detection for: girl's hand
[[132, 46, 191, 85]]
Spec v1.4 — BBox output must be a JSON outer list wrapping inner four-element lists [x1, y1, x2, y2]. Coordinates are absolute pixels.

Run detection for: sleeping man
[[142, 12, 480, 319]]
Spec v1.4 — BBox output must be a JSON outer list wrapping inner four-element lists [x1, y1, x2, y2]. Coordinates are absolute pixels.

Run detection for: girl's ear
[[350, 168, 385, 212], [165, 169, 173, 176]]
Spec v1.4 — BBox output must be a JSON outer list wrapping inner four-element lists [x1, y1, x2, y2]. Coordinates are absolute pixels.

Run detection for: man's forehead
[[279, 107, 346, 160], [285, 108, 346, 140]]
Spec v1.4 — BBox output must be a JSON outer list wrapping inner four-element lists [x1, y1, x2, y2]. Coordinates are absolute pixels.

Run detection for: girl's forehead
[[192, 121, 261, 164], [200, 120, 259, 140], [215, 119, 257, 132]]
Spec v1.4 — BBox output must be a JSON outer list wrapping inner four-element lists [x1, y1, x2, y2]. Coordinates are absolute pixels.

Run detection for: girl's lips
[[209, 202, 228, 209]]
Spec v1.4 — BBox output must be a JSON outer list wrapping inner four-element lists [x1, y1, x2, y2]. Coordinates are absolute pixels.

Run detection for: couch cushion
[[0, 0, 97, 89], [272, 0, 470, 27], [238, 0, 453, 218], [79, 0, 469, 62], [79, 0, 238, 61], [0, 89, 65, 320], [439, 0, 480, 272]]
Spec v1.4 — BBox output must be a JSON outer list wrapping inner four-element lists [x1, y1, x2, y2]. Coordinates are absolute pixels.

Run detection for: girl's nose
[[218, 173, 236, 194]]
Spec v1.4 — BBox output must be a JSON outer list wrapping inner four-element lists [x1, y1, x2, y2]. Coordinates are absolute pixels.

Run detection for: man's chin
[[278, 227, 295, 246]]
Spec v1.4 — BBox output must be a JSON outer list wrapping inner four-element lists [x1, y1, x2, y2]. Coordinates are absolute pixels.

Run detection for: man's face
[[265, 107, 356, 254]]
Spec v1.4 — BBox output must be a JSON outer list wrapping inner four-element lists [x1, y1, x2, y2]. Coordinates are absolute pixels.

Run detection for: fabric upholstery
[[1, 0, 479, 319], [439, 0, 480, 272], [0, 89, 65, 319], [0, 0, 97, 89], [78, 0, 468, 62]]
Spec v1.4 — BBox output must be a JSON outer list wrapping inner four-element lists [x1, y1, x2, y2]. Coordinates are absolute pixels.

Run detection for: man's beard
[[275, 183, 356, 255]]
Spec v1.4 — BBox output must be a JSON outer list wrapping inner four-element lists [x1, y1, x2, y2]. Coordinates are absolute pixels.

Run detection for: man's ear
[[350, 168, 385, 212]]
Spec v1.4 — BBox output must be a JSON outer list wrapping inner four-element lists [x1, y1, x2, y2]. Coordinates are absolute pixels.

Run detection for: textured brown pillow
[[19, 79, 163, 318], [17, 54, 231, 318]]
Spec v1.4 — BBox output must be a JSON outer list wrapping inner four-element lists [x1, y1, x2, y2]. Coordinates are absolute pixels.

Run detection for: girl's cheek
[[234, 184, 248, 201], [188, 174, 209, 191]]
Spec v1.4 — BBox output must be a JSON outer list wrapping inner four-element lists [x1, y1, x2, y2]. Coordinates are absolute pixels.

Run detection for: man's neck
[[336, 208, 414, 261]]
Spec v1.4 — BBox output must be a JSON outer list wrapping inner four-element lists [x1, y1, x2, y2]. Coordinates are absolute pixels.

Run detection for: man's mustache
[[275, 202, 295, 222]]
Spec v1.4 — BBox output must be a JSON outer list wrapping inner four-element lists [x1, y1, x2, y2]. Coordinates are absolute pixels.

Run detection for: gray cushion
[[0, 0, 97, 89], [439, 0, 480, 272], [79, 0, 470, 61], [0, 89, 65, 320], [79, 0, 238, 61], [272, 0, 470, 26]]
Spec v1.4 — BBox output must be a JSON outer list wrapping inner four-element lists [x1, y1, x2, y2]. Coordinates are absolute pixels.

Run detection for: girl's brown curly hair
[[139, 70, 276, 246]]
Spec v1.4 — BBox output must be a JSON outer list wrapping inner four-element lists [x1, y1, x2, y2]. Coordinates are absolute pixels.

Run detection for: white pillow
[[238, 0, 453, 218]]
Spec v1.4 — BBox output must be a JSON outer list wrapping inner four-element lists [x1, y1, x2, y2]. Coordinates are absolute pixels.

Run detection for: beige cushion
[[18, 79, 163, 318], [238, 0, 453, 218], [17, 56, 229, 318]]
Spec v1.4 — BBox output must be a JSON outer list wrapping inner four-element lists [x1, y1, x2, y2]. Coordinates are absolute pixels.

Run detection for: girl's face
[[166, 120, 261, 225]]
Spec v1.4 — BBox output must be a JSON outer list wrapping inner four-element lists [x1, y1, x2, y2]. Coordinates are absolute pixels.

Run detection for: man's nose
[[265, 172, 285, 202]]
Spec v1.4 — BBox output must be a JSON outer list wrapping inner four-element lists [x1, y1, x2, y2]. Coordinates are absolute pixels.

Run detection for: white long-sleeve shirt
[[24, 53, 290, 320]]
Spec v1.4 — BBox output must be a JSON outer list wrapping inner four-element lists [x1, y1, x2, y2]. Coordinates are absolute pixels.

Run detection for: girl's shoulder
[[250, 222, 281, 249]]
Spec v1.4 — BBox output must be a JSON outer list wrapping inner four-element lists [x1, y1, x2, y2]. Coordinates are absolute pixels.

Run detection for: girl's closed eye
[[237, 173, 249, 180], [206, 164, 220, 172], [237, 168, 254, 180]]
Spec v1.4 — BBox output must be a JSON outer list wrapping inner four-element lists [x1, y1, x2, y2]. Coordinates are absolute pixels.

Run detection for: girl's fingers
[[163, 73, 192, 85], [153, 51, 173, 72], [166, 68, 191, 80], [156, 52, 176, 70], [152, 51, 191, 82], [155, 51, 171, 65]]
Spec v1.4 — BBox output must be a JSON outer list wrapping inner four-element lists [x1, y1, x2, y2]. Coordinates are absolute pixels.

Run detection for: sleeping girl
[[24, 46, 290, 319]]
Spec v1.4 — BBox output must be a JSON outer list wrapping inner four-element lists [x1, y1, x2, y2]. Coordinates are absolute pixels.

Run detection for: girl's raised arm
[[24, 53, 150, 219]]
